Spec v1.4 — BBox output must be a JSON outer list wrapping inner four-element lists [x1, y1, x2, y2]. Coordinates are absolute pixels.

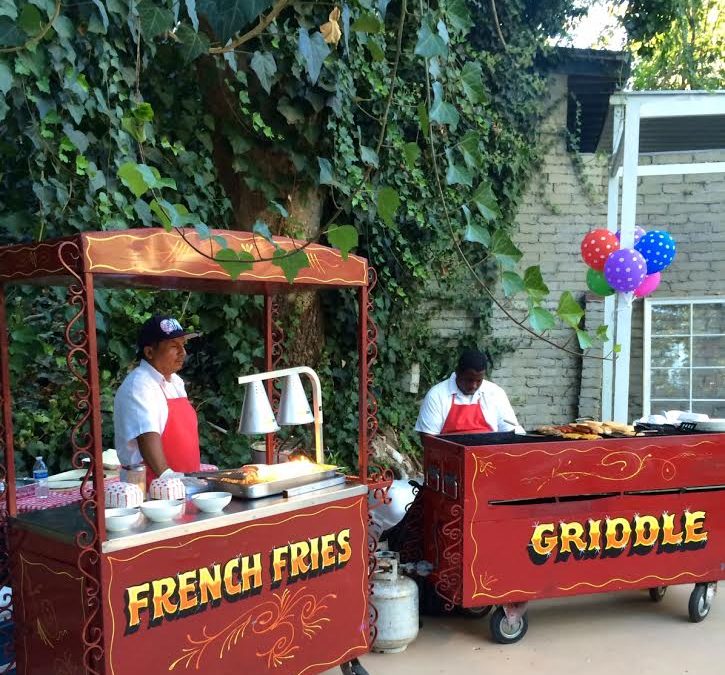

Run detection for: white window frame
[[643, 296, 725, 417]]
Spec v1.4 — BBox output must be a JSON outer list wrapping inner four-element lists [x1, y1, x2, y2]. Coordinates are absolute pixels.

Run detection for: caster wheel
[[457, 605, 492, 619], [649, 586, 667, 602], [688, 583, 714, 623], [489, 606, 528, 644]]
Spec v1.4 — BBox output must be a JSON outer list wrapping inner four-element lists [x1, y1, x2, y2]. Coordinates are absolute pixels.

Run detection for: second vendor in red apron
[[113, 315, 202, 482], [415, 348, 523, 435]]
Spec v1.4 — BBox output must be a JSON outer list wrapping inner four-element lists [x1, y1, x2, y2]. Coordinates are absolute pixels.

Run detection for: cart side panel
[[423, 441, 464, 606], [9, 526, 87, 675], [461, 491, 725, 605], [102, 495, 368, 675]]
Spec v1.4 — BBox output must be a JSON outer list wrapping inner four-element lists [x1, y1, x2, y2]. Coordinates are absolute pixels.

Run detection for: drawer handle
[[442, 473, 459, 500], [426, 466, 440, 492]]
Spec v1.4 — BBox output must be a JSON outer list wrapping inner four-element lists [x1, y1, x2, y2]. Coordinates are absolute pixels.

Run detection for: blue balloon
[[635, 230, 676, 274]]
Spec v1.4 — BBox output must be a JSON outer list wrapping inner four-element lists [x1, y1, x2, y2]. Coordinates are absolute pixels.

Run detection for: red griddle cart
[[0, 228, 391, 674], [416, 431, 725, 643]]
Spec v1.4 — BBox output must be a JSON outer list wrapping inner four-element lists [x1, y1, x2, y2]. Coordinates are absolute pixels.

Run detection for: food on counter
[[105, 482, 144, 508], [534, 421, 637, 439], [212, 461, 334, 487]]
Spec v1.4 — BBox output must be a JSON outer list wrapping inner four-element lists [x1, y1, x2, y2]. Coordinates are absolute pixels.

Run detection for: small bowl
[[140, 499, 184, 523], [192, 491, 232, 514], [105, 507, 140, 532]]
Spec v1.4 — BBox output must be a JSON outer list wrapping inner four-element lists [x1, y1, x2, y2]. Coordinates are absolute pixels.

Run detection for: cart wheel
[[688, 584, 713, 623], [457, 605, 492, 619], [649, 586, 667, 602], [489, 606, 528, 644]]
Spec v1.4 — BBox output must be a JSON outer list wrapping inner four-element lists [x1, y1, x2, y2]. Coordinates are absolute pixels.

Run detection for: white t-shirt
[[414, 372, 524, 435], [113, 359, 188, 467]]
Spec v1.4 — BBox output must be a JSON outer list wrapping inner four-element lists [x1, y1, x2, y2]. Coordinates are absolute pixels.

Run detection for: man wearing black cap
[[415, 348, 523, 435], [113, 315, 201, 482]]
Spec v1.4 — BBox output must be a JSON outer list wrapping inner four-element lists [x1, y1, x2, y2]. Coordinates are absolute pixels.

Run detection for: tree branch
[[489, 0, 507, 49], [208, 0, 291, 54]]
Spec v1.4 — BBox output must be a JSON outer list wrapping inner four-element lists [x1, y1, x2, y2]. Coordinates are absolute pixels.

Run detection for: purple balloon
[[615, 226, 646, 245], [603, 248, 648, 293]]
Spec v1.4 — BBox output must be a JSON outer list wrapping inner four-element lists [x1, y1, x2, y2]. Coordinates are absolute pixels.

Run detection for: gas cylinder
[[371, 551, 419, 654]]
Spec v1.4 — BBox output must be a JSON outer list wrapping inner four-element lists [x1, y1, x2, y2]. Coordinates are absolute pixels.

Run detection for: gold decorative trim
[[558, 570, 708, 592]]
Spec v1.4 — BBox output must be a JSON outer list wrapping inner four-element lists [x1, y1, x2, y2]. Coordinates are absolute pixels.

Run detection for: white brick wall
[[431, 73, 725, 428]]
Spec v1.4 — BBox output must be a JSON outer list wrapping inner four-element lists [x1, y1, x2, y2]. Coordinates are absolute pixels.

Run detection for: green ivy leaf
[[377, 186, 400, 227], [0, 17, 23, 46], [417, 102, 429, 136], [502, 271, 525, 297], [195, 0, 271, 43], [327, 224, 358, 260], [278, 98, 305, 125], [403, 142, 420, 168], [523, 266, 549, 302], [557, 291, 584, 328], [471, 181, 500, 221], [318, 157, 334, 185], [351, 13, 382, 32], [613, 343, 622, 354], [137, 0, 174, 38], [491, 230, 522, 269], [436, 19, 449, 44], [252, 220, 274, 243], [445, 149, 472, 187], [195, 223, 211, 240], [18, 4, 41, 35], [458, 131, 481, 169], [0, 60, 12, 94], [216, 248, 254, 280], [176, 24, 210, 63], [118, 162, 151, 198], [414, 21, 447, 58], [250, 51, 276, 94], [298, 28, 330, 85], [529, 307, 556, 333], [360, 145, 379, 168], [576, 329, 593, 350], [90, 0, 109, 31], [429, 82, 459, 129], [445, 0, 472, 34], [272, 249, 309, 283], [596, 324, 610, 342], [341, 3, 351, 54], [149, 198, 172, 229], [0, 0, 18, 21], [270, 200, 289, 218], [464, 222, 490, 247], [461, 62, 486, 104], [184, 0, 199, 30], [556, 291, 584, 328], [366, 40, 385, 62]]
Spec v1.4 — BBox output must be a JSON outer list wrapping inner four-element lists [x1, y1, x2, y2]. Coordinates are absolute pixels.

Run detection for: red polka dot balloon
[[580, 229, 619, 271]]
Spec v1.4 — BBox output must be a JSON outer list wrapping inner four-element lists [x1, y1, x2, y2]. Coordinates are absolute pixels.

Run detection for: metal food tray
[[206, 466, 341, 499]]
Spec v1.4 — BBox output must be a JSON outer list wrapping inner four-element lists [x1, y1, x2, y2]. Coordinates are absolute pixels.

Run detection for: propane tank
[[371, 551, 419, 654]]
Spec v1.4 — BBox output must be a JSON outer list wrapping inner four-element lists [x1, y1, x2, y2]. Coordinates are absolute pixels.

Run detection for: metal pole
[[613, 98, 641, 423], [263, 295, 274, 463], [358, 285, 368, 484], [0, 286, 16, 517]]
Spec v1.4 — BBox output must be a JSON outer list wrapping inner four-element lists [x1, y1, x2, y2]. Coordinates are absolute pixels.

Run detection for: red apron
[[440, 395, 493, 435], [146, 391, 201, 485]]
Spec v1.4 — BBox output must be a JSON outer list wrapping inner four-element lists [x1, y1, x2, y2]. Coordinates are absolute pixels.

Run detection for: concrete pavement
[[326, 584, 722, 674]]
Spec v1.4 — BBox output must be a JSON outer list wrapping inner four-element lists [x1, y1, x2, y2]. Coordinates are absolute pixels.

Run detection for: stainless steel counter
[[11, 482, 368, 554]]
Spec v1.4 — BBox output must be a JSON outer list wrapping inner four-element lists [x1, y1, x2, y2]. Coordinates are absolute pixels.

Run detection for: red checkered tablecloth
[[2, 464, 218, 516]]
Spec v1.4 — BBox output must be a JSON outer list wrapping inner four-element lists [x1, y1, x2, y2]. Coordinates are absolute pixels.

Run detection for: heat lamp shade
[[276, 374, 314, 426], [238, 380, 280, 435]]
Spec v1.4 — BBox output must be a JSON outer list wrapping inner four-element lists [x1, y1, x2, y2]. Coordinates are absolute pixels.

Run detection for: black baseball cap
[[137, 315, 200, 351]]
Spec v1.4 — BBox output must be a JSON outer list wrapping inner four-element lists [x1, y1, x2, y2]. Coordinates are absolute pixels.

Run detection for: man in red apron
[[113, 315, 202, 483], [415, 348, 522, 436]]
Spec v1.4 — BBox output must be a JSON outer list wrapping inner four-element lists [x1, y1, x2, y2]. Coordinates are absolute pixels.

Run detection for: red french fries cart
[[417, 430, 725, 643], [0, 228, 391, 674]]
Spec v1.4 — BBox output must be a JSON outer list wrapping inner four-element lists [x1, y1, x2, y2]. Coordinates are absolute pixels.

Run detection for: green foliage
[[0, 0, 589, 471]]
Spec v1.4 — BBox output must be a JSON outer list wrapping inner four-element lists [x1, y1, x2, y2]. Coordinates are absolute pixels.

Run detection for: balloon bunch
[[581, 226, 676, 298]]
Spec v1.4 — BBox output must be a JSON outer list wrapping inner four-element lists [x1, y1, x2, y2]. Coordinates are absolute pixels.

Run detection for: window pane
[[651, 369, 690, 399], [692, 401, 725, 418], [693, 303, 725, 334], [692, 370, 725, 399], [651, 399, 691, 413], [651, 337, 689, 367], [692, 336, 725, 367], [652, 304, 690, 335]]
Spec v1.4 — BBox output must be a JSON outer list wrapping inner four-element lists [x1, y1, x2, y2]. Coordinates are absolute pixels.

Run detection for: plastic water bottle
[[32, 457, 49, 499]]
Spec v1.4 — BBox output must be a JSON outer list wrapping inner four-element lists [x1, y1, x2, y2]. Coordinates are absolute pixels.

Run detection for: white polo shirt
[[113, 359, 188, 467], [414, 372, 524, 435]]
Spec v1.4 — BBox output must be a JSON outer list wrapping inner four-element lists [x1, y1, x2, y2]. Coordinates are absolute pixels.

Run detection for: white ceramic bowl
[[140, 499, 184, 522], [192, 491, 232, 513], [105, 507, 140, 532]]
